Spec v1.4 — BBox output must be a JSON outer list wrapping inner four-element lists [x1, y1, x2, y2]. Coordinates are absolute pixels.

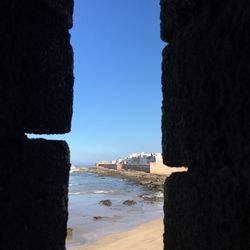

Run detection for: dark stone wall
[[0, 1, 74, 134], [0, 1, 73, 249], [161, 0, 250, 249], [0, 138, 70, 249]]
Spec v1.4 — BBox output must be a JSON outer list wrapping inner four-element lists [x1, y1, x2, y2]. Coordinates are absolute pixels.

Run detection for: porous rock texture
[[0, 1, 74, 249], [0, 137, 70, 249], [0, 1, 74, 134], [161, 0, 250, 249]]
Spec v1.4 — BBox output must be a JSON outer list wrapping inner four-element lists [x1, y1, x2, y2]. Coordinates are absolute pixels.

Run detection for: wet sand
[[66, 172, 164, 249], [78, 218, 163, 250]]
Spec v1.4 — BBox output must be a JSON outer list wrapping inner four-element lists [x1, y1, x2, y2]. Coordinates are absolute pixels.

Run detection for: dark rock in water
[[123, 200, 137, 206], [93, 216, 103, 220], [99, 200, 112, 207], [67, 228, 73, 240]]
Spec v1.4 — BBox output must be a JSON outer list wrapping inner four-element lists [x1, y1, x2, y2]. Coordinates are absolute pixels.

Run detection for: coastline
[[67, 168, 166, 249], [73, 166, 168, 193], [76, 218, 163, 250]]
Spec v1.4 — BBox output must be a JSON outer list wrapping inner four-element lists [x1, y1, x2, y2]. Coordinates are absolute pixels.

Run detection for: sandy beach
[[75, 218, 163, 250], [67, 170, 164, 249]]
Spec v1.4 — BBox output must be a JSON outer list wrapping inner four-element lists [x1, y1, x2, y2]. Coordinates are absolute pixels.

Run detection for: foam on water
[[93, 190, 114, 194], [66, 172, 163, 249]]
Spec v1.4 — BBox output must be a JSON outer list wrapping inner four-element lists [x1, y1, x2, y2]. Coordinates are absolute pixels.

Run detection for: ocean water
[[66, 171, 163, 249]]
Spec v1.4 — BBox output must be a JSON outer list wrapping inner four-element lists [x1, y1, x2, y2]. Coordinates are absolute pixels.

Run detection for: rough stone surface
[[164, 168, 250, 250], [0, 1, 74, 249], [0, 137, 70, 250], [161, 0, 250, 249], [0, 1, 74, 134], [162, 0, 250, 168]]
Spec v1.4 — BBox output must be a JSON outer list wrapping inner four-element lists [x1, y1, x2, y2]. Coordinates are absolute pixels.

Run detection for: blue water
[[66, 172, 163, 249]]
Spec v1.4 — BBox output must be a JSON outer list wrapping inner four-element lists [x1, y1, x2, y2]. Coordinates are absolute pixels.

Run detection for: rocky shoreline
[[67, 167, 166, 244], [72, 167, 168, 193]]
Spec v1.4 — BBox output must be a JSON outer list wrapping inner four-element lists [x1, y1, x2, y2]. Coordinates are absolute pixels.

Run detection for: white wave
[[93, 190, 113, 194], [69, 183, 80, 186], [68, 191, 87, 195]]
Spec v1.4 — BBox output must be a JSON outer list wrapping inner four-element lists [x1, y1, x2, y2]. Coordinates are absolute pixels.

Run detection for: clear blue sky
[[29, 0, 165, 165]]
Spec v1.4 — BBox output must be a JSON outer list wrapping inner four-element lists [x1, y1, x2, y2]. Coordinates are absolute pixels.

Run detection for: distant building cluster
[[96, 152, 187, 175], [110, 152, 163, 165]]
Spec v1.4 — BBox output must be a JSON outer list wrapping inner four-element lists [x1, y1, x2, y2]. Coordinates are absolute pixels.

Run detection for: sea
[[66, 169, 164, 249]]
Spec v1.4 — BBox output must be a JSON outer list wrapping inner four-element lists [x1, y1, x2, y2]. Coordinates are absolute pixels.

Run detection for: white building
[[119, 152, 163, 165], [152, 153, 163, 163]]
